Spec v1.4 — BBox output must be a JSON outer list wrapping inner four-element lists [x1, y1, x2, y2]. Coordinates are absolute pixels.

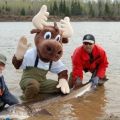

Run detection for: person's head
[[0, 54, 7, 72], [82, 34, 95, 53]]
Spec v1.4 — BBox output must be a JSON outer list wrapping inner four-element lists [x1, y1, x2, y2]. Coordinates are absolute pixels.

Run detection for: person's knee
[[24, 80, 40, 99], [0, 99, 5, 111], [8, 97, 18, 105], [27, 80, 40, 89], [20, 79, 40, 90], [2, 92, 19, 105], [0, 104, 5, 111]]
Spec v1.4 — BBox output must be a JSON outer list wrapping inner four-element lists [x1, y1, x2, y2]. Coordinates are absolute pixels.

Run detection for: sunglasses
[[83, 42, 93, 45]]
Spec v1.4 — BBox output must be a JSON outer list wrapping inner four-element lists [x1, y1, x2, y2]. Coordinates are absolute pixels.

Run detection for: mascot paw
[[15, 36, 31, 60]]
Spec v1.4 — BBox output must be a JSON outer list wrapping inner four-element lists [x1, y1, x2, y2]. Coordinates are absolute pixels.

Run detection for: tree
[[59, 0, 67, 16], [87, 1, 95, 17], [98, 0, 104, 17], [65, 6, 70, 16], [49, 4, 54, 15], [71, 0, 82, 16], [53, 1, 58, 15], [59, 0, 63, 16], [20, 8, 25, 16], [104, 2, 111, 16]]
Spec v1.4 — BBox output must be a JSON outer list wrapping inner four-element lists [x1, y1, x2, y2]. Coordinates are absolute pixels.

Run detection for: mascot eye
[[44, 32, 52, 39], [55, 34, 61, 41]]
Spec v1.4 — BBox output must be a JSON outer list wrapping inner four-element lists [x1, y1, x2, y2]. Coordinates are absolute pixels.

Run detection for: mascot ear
[[31, 29, 41, 34], [62, 38, 68, 44]]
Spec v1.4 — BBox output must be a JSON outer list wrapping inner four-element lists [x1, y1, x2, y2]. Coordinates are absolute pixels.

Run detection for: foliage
[[0, 0, 120, 19], [20, 8, 25, 16]]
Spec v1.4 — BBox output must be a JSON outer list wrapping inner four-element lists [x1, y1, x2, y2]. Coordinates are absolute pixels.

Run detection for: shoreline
[[0, 15, 120, 22]]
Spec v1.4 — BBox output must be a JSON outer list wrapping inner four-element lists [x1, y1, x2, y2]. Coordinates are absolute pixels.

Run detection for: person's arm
[[72, 49, 83, 82], [57, 70, 70, 94], [0, 75, 3, 96], [50, 60, 70, 94], [58, 70, 68, 80], [0, 75, 19, 105], [96, 51, 109, 79], [12, 37, 30, 69], [12, 55, 23, 69], [0, 75, 5, 96], [50, 60, 68, 80]]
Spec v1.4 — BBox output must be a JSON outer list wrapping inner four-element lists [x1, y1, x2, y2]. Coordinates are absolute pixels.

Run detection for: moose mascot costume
[[12, 5, 73, 99]]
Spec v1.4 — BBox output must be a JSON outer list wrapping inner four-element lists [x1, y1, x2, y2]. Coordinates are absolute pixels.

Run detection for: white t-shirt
[[20, 48, 67, 74]]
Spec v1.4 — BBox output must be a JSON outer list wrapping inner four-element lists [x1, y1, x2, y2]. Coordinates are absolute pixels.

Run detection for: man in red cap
[[71, 34, 109, 88]]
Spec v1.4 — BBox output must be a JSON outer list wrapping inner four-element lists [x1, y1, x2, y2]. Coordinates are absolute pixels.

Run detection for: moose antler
[[32, 5, 73, 38], [60, 17, 73, 38], [32, 5, 49, 30]]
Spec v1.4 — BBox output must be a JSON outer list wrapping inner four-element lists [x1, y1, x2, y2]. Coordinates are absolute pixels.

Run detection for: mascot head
[[31, 5, 73, 62]]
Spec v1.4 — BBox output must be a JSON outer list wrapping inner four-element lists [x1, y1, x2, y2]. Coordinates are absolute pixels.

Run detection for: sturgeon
[[0, 82, 92, 120]]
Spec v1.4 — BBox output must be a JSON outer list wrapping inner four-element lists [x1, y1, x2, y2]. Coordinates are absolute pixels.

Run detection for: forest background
[[0, 0, 120, 21]]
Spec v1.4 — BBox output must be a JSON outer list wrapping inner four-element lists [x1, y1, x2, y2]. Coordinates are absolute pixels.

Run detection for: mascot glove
[[60, 17, 73, 38], [32, 5, 49, 30], [15, 36, 31, 60], [56, 78, 70, 94]]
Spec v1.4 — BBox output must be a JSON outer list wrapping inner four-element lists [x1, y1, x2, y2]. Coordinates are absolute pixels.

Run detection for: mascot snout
[[38, 40, 63, 62]]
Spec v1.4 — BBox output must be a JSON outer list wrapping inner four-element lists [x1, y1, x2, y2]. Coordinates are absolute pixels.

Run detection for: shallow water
[[0, 22, 120, 120]]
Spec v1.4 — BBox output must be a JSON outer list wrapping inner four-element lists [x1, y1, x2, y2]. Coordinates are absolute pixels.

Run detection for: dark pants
[[0, 76, 18, 111]]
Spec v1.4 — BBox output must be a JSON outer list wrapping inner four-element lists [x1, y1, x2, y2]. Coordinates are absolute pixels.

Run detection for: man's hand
[[15, 36, 31, 60], [56, 78, 70, 94], [90, 76, 99, 87], [74, 77, 83, 89]]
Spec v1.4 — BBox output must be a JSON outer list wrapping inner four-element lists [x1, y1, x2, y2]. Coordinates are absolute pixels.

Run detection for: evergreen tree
[[59, 0, 63, 16], [65, 6, 70, 16], [62, 0, 66, 14], [71, 0, 82, 16], [98, 0, 103, 17], [59, 0, 66, 16], [20, 8, 25, 16], [88, 1, 95, 17], [5, 6, 10, 12], [53, 1, 58, 15], [49, 4, 54, 15], [104, 2, 111, 16]]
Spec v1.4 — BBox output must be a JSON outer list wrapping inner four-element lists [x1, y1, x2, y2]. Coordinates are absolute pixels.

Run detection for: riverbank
[[0, 15, 120, 22]]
